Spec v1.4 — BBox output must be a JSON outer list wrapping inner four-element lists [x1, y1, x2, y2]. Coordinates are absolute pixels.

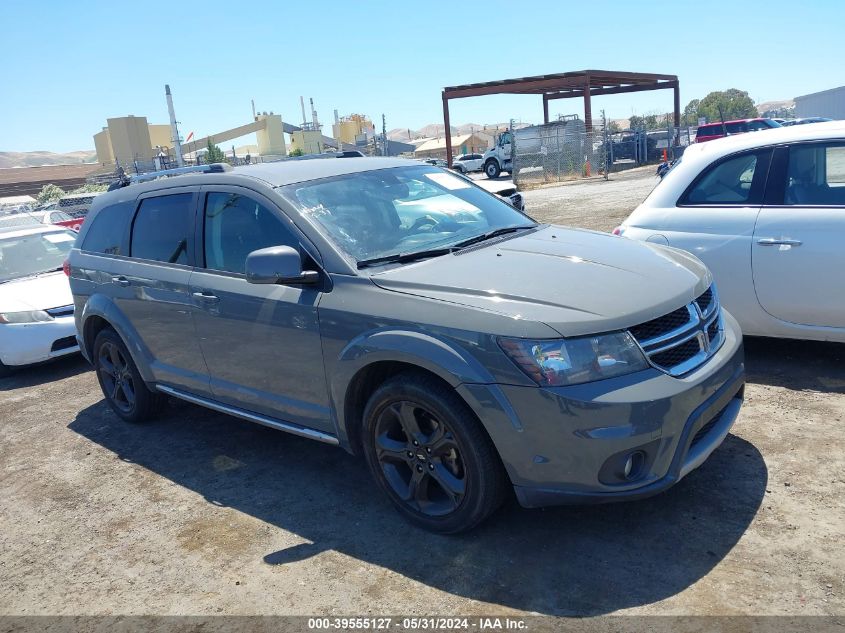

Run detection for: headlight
[[499, 332, 649, 387], [0, 310, 54, 324]]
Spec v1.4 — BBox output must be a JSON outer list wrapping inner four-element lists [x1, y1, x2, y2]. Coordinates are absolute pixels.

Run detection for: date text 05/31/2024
[[307, 618, 527, 630]]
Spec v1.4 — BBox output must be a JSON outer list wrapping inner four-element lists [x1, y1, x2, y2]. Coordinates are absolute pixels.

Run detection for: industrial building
[[794, 86, 845, 120], [332, 114, 373, 146], [93, 113, 287, 168], [93, 116, 173, 167]]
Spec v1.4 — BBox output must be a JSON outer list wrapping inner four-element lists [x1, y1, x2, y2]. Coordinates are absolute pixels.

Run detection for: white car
[[0, 210, 82, 231], [0, 225, 79, 376], [451, 153, 484, 173], [617, 120, 845, 342]]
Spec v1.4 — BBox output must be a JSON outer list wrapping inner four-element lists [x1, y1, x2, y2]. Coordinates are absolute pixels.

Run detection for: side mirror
[[245, 246, 319, 285]]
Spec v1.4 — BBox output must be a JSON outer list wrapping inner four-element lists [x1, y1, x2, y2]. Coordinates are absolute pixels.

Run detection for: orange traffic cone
[[662, 148, 668, 162], [585, 158, 591, 177]]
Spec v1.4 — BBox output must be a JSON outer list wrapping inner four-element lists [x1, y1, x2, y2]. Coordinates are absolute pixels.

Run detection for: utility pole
[[382, 114, 387, 156], [165, 84, 184, 167]]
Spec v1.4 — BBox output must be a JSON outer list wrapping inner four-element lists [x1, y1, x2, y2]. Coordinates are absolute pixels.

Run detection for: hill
[[0, 150, 97, 169]]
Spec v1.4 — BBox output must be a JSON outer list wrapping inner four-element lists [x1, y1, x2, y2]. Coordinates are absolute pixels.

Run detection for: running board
[[156, 385, 339, 446]]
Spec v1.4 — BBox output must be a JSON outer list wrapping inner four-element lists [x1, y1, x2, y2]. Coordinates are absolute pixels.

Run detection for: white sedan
[[616, 120, 845, 342], [0, 225, 79, 376]]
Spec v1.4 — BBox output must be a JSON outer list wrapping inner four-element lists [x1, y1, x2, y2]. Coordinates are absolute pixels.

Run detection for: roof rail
[[281, 150, 366, 161], [128, 163, 232, 184]]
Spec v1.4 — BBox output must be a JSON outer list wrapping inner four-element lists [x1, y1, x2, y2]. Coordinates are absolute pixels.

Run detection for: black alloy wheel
[[373, 400, 466, 517], [97, 340, 136, 414], [93, 328, 162, 423], [362, 371, 508, 533]]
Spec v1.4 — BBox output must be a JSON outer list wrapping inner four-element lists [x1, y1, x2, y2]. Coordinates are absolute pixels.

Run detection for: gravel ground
[[1, 168, 843, 617]]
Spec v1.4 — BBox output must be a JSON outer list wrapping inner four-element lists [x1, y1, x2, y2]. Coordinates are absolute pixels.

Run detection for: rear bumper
[[0, 317, 79, 367]]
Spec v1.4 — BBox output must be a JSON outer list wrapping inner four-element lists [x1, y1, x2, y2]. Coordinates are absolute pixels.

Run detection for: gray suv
[[68, 158, 745, 533]]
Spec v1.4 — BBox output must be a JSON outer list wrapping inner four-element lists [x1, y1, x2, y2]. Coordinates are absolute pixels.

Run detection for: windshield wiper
[[357, 247, 455, 269], [452, 225, 535, 249]]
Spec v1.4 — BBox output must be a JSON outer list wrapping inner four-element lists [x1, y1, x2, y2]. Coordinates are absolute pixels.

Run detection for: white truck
[[481, 116, 587, 179], [481, 130, 513, 178]]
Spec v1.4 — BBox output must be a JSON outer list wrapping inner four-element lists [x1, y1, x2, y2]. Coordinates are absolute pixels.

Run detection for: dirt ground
[[1, 167, 843, 618]]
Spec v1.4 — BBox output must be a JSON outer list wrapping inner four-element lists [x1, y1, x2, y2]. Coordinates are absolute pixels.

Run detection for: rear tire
[[362, 371, 508, 533], [484, 161, 501, 179], [93, 328, 163, 423]]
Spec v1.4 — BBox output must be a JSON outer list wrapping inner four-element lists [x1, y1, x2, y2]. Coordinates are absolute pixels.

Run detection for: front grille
[[628, 285, 724, 377], [696, 287, 714, 315], [628, 305, 693, 342], [651, 338, 700, 368], [45, 305, 74, 318], [50, 336, 78, 352]]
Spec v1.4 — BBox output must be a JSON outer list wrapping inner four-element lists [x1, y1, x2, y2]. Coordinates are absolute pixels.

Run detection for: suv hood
[[369, 226, 711, 337], [0, 272, 72, 313]]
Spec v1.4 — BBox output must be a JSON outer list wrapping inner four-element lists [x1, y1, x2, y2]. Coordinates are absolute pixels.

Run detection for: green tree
[[696, 89, 758, 124], [36, 183, 65, 204], [70, 183, 108, 194], [205, 139, 226, 164], [288, 148, 304, 157], [683, 99, 700, 126], [607, 121, 621, 134]]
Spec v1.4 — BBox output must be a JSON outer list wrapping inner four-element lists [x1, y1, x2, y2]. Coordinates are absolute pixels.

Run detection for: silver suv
[[68, 158, 745, 533]]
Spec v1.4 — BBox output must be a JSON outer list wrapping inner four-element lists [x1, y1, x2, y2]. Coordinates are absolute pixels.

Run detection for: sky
[[1, 0, 843, 153]]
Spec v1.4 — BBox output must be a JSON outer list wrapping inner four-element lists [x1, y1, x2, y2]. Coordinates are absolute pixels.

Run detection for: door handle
[[111, 276, 130, 287], [757, 238, 802, 247], [192, 291, 220, 304]]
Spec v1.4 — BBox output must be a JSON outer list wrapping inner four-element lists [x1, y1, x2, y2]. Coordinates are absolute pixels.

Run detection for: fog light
[[622, 451, 645, 480]]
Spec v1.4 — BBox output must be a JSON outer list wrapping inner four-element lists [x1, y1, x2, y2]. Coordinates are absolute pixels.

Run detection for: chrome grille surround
[[628, 285, 724, 377]]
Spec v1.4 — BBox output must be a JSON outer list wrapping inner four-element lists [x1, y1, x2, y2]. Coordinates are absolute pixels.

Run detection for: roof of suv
[[232, 156, 416, 187]]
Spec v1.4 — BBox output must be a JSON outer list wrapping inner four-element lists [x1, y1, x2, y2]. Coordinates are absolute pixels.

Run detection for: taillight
[[612, 226, 623, 236], [62, 259, 70, 277]]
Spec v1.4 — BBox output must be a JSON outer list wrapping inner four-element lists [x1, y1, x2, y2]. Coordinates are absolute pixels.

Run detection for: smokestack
[[300, 96, 307, 127], [334, 109, 339, 124], [165, 84, 184, 167], [310, 98, 319, 130]]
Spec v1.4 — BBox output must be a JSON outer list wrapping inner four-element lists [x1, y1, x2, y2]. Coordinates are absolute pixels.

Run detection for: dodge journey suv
[[69, 158, 745, 533]]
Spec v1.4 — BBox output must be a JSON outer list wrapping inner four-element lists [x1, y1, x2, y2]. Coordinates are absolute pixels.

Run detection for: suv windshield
[[279, 166, 534, 264], [0, 229, 76, 283]]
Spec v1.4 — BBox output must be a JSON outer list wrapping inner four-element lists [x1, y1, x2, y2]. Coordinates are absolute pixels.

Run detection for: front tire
[[484, 161, 501, 179], [362, 371, 508, 533], [0, 360, 13, 379], [93, 328, 163, 423]]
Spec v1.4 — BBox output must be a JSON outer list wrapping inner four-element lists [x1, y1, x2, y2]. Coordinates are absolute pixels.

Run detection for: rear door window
[[130, 194, 193, 264], [784, 143, 845, 205], [681, 151, 769, 205]]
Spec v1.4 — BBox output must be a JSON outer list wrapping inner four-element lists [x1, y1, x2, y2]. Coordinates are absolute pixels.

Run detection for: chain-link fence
[[512, 118, 607, 188], [601, 126, 695, 171]]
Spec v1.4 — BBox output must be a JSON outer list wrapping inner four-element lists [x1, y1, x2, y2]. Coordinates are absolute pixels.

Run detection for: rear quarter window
[[81, 202, 134, 255]]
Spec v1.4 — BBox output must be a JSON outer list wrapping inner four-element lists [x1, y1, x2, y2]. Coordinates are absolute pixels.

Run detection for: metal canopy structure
[[441, 69, 680, 166]]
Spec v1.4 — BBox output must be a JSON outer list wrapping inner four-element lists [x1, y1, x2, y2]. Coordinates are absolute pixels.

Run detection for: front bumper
[[458, 310, 745, 507], [0, 316, 80, 367]]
